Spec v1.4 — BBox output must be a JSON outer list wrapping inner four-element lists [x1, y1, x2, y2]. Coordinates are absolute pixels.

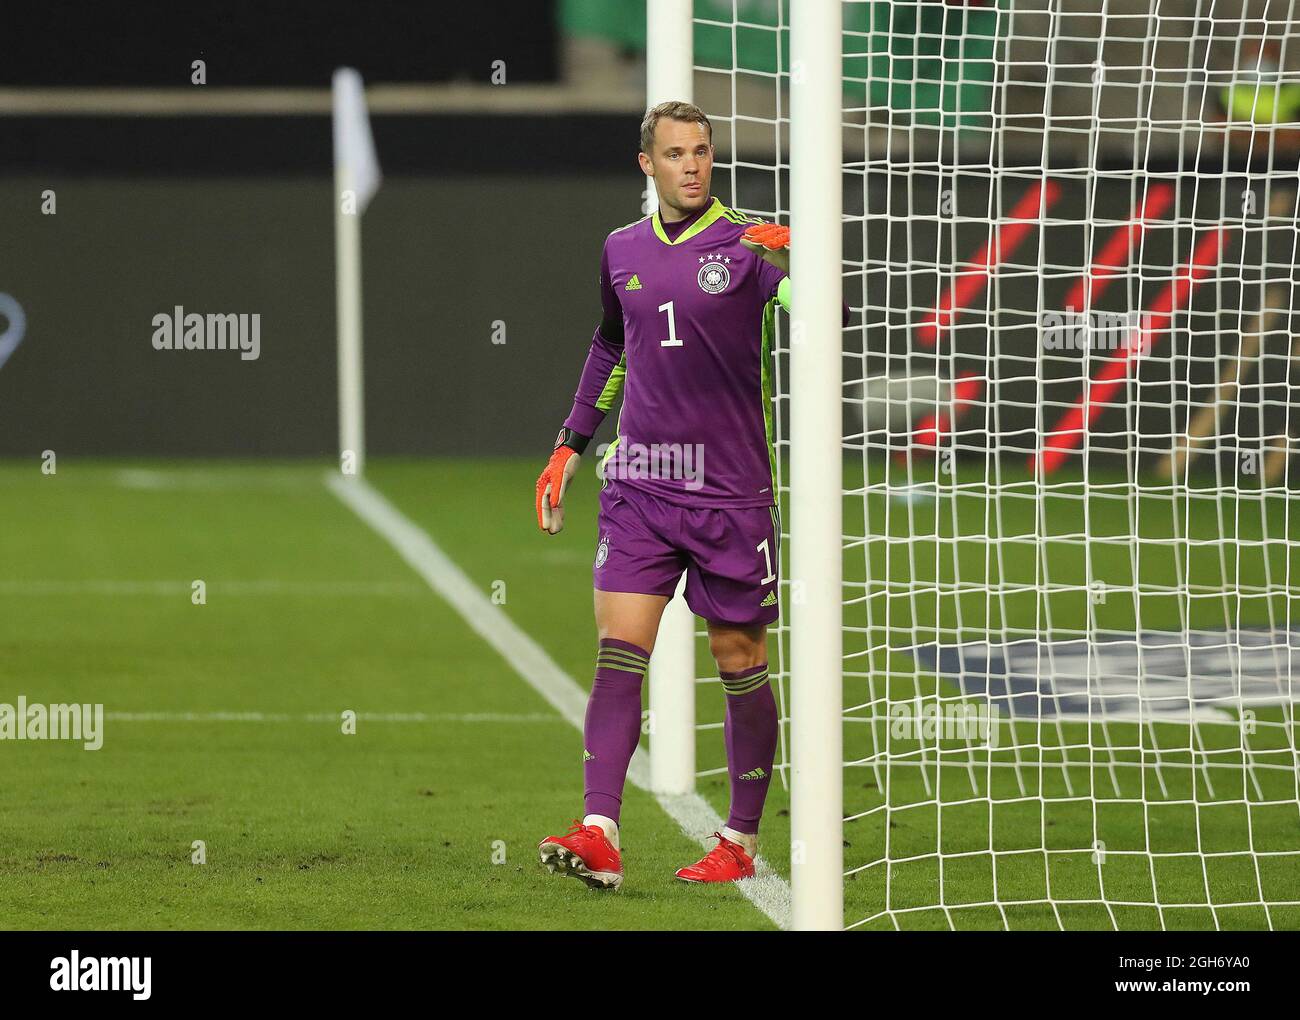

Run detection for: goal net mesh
[[692, 0, 1300, 930]]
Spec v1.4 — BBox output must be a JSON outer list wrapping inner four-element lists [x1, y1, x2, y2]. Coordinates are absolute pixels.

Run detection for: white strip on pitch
[[326, 472, 792, 930], [0, 580, 421, 597], [105, 711, 559, 724], [112, 468, 320, 491]]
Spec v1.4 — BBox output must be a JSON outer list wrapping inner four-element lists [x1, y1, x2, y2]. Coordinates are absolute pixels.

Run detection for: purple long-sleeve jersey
[[564, 196, 796, 509]]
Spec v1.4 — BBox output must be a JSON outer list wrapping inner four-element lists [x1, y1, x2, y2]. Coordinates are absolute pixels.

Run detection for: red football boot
[[675, 832, 755, 883], [538, 820, 623, 891]]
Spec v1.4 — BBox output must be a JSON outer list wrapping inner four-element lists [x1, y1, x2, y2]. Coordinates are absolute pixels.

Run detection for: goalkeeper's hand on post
[[535, 427, 588, 535], [741, 222, 790, 275]]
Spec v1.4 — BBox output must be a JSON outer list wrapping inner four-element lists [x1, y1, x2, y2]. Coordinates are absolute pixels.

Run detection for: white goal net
[[688, 0, 1300, 930]]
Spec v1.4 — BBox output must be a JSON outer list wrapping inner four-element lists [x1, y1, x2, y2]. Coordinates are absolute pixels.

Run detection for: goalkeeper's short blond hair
[[640, 101, 713, 155]]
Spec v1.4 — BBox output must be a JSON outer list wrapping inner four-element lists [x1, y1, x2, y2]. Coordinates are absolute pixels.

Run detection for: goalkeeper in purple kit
[[535, 101, 829, 891]]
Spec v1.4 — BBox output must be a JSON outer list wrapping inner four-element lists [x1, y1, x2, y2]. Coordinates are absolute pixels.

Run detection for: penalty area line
[[325, 472, 791, 931]]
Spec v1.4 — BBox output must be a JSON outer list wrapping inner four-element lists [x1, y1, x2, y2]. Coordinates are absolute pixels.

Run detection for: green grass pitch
[[0, 458, 1297, 930]]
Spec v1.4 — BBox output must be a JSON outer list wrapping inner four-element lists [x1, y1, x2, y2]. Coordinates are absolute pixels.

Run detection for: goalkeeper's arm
[[742, 222, 852, 326], [536, 240, 625, 535]]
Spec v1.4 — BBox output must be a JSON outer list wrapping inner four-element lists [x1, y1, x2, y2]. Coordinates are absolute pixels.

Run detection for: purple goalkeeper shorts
[[593, 479, 780, 627]]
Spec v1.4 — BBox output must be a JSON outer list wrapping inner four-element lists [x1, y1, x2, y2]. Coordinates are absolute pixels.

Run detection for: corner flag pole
[[645, 0, 697, 798], [333, 67, 381, 477]]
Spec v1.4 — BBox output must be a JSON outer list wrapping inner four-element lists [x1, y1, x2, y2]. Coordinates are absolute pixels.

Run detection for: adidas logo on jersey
[[583, 749, 596, 762], [738, 767, 768, 781], [760, 591, 777, 607], [624, 274, 642, 291]]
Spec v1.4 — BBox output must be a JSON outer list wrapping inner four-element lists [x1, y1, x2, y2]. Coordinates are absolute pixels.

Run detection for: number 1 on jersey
[[659, 300, 682, 347]]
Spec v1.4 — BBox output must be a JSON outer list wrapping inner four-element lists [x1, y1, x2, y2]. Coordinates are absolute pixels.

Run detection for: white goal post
[[787, 0, 846, 932], [645, 0, 700, 800], [642, 0, 845, 928]]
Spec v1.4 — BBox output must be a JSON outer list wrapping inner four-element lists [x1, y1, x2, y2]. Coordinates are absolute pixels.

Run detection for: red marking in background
[[1060, 182, 1174, 314], [906, 371, 984, 453], [1032, 226, 1233, 475], [916, 178, 1061, 348], [907, 184, 1171, 456]]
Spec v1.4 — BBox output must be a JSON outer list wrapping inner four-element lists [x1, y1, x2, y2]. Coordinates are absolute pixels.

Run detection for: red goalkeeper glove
[[742, 222, 790, 276], [741, 222, 790, 251], [535, 428, 587, 535]]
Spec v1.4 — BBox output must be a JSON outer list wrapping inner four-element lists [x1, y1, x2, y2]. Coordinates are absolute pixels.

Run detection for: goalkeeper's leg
[[712, 623, 777, 853], [539, 479, 684, 889], [582, 590, 669, 834], [538, 591, 669, 890], [671, 623, 775, 884], [672, 504, 780, 882]]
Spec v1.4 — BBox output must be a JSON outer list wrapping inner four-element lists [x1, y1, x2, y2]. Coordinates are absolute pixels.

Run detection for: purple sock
[[582, 638, 650, 823], [721, 664, 778, 835]]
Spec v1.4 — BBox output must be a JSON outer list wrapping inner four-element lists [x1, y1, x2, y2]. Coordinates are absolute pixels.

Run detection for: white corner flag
[[333, 67, 381, 476], [332, 68, 381, 214]]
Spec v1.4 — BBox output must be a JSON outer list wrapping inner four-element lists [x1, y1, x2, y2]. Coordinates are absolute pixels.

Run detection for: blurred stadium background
[[7, 0, 1294, 462], [1, 0, 1299, 932]]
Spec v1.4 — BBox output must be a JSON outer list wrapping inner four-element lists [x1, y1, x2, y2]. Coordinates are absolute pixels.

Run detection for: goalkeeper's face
[[640, 119, 714, 218]]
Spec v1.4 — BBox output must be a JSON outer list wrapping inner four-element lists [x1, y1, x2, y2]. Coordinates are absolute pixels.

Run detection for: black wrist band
[[553, 427, 590, 455]]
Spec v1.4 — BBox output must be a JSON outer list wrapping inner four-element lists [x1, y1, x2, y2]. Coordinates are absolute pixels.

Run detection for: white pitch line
[[0, 580, 421, 597], [326, 472, 791, 930], [113, 468, 319, 492], [106, 711, 559, 724]]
